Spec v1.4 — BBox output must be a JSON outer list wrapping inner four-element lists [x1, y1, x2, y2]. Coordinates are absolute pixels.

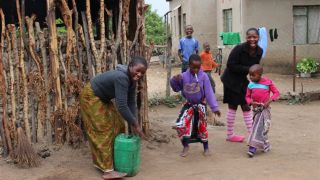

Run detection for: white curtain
[[308, 6, 320, 44]]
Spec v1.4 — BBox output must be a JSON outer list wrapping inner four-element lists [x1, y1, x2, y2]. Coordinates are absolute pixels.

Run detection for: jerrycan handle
[[125, 121, 133, 139]]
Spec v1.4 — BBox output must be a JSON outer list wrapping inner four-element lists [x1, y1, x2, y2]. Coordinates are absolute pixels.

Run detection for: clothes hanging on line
[[219, 32, 241, 45], [258, 27, 268, 58]]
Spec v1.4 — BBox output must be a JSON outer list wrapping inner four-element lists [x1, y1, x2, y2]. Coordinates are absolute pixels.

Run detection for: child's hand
[[213, 110, 221, 117], [252, 102, 258, 108], [264, 100, 272, 108], [173, 74, 182, 80]]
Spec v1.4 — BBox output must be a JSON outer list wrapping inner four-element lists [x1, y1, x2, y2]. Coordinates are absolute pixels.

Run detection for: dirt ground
[[148, 63, 320, 99], [0, 64, 319, 180]]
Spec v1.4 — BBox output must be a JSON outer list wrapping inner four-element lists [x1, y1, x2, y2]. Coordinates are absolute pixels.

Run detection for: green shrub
[[296, 57, 319, 74]]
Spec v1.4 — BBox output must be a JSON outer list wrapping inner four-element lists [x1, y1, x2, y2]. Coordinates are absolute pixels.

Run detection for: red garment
[[200, 51, 218, 71], [245, 77, 280, 105], [176, 104, 208, 141]]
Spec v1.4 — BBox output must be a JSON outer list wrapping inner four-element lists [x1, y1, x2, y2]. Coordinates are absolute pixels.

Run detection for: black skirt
[[223, 85, 247, 106]]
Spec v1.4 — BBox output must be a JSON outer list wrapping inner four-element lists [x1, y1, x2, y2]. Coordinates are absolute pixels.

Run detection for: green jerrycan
[[114, 133, 141, 176]]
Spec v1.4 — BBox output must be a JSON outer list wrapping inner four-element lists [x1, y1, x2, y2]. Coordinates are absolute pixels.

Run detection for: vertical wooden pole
[[0, 9, 12, 157], [25, 15, 42, 73], [47, 0, 63, 144], [6, 29, 17, 136], [35, 23, 52, 143], [293, 45, 296, 92], [58, 0, 75, 73], [81, 11, 94, 79], [16, 0, 31, 142], [165, 14, 172, 97], [85, 0, 105, 74], [137, 0, 149, 134], [72, 0, 83, 81]]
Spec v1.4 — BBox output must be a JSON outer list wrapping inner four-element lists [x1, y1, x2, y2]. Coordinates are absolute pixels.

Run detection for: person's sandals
[[226, 135, 245, 142], [247, 146, 257, 158], [102, 171, 127, 179], [263, 144, 271, 153], [180, 146, 189, 157], [247, 151, 255, 158], [203, 149, 211, 156]]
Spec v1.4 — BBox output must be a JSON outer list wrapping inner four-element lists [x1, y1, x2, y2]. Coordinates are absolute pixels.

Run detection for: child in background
[[178, 25, 199, 72], [200, 42, 219, 93], [245, 64, 280, 157], [171, 54, 221, 157]]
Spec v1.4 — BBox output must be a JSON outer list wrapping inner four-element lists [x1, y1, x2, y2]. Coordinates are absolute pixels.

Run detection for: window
[[293, 6, 320, 44], [223, 9, 232, 32]]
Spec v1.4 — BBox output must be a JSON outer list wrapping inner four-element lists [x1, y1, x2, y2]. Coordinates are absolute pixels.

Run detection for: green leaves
[[296, 57, 320, 73], [56, 18, 67, 34], [145, 6, 166, 45]]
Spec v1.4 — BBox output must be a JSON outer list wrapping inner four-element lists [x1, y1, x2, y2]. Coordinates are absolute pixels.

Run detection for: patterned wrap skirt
[[247, 106, 271, 150], [175, 103, 208, 142], [80, 83, 125, 172]]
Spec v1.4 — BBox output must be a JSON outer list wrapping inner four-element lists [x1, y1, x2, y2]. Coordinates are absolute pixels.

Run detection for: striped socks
[[226, 109, 237, 138], [243, 111, 253, 134]]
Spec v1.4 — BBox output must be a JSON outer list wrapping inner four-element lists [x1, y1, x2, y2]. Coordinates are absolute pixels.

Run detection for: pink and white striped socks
[[226, 109, 237, 138], [243, 111, 253, 134]]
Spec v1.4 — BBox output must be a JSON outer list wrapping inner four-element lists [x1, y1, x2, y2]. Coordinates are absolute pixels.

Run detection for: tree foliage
[[145, 6, 166, 45]]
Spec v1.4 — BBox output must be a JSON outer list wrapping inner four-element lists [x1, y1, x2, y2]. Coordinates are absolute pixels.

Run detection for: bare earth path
[[0, 102, 319, 180], [0, 64, 319, 180]]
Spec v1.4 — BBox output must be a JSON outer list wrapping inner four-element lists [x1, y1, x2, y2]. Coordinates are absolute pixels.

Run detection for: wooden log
[[137, 0, 149, 134], [122, 0, 130, 64], [8, 24, 20, 125], [26, 15, 46, 143], [72, 0, 83, 81], [129, 18, 142, 52], [110, 0, 123, 67], [58, 0, 76, 73], [35, 23, 52, 143], [78, 25, 86, 49], [47, 0, 63, 144], [81, 11, 94, 79], [58, 39, 68, 112], [16, 0, 32, 142], [98, 0, 106, 71], [0, 9, 12, 157], [85, 0, 102, 73], [25, 15, 42, 73], [6, 30, 17, 137]]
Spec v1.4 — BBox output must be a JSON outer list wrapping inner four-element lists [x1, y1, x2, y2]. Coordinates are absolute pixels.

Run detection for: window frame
[[223, 8, 232, 32], [293, 5, 320, 45]]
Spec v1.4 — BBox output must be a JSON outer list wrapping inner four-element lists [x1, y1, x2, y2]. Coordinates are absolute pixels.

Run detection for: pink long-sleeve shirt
[[245, 77, 280, 105]]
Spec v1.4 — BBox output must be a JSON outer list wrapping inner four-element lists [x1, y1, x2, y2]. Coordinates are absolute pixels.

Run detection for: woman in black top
[[221, 28, 263, 142], [80, 56, 147, 179]]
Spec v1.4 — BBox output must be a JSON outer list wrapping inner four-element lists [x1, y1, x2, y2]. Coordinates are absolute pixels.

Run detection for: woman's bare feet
[[102, 171, 127, 179], [180, 146, 189, 157], [203, 149, 211, 156]]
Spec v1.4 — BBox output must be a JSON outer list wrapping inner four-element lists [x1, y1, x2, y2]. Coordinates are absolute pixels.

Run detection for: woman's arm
[[127, 86, 137, 119], [227, 45, 250, 74], [115, 77, 136, 125]]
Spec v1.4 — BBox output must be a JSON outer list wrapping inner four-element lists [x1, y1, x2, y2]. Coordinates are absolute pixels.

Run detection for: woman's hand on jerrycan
[[132, 121, 148, 140]]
